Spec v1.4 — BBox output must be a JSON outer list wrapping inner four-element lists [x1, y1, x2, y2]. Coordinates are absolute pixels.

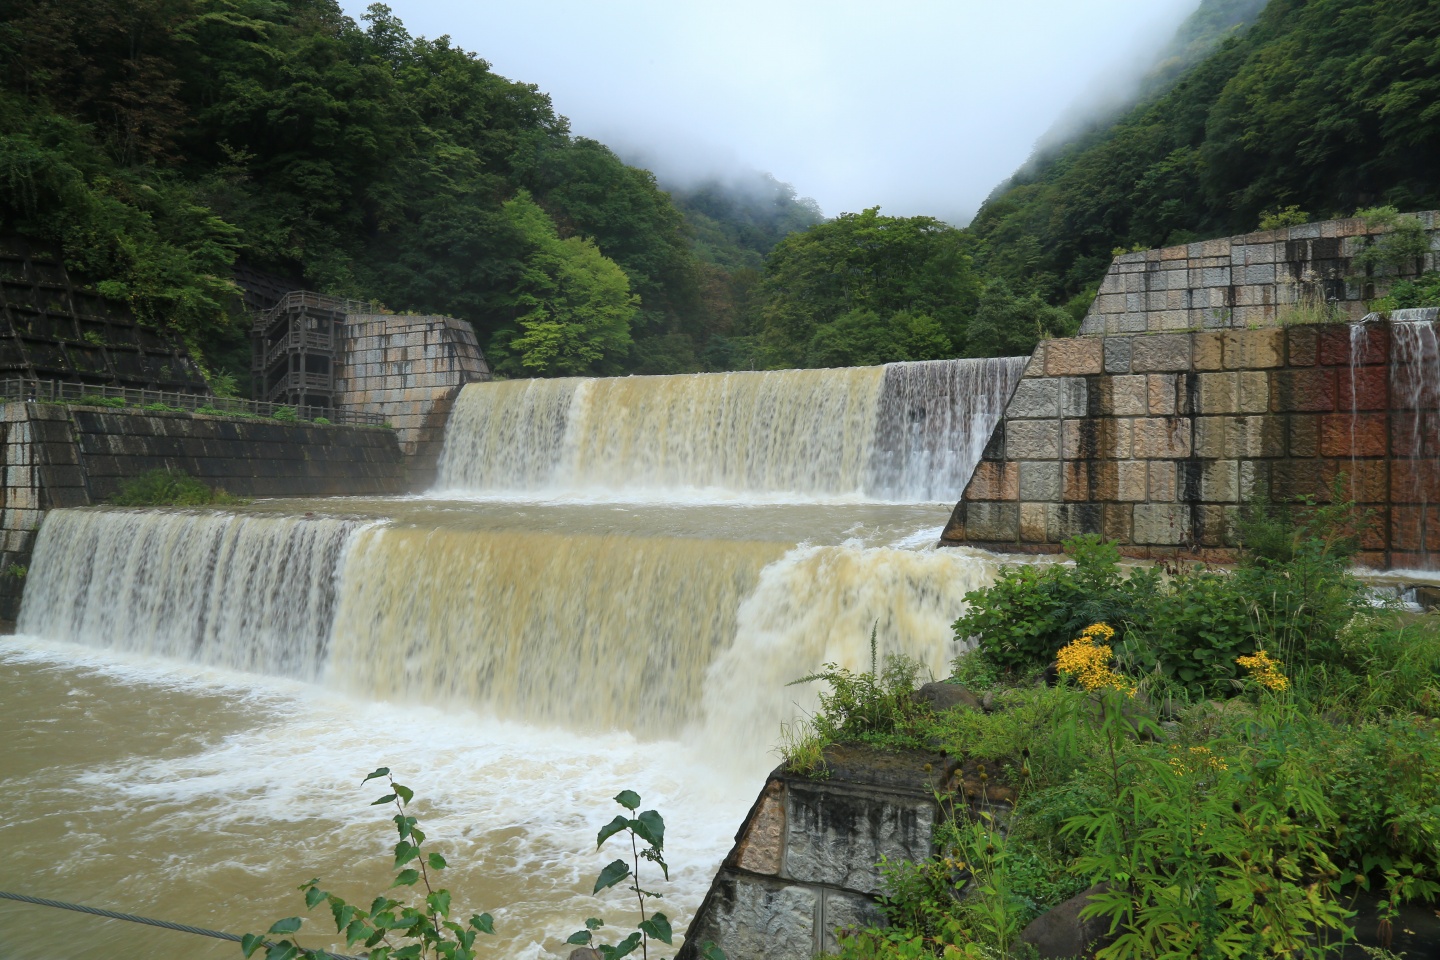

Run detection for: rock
[[567, 949, 602, 960], [981, 691, 996, 712], [913, 680, 981, 714], [1019, 883, 1115, 959], [1415, 584, 1440, 610]]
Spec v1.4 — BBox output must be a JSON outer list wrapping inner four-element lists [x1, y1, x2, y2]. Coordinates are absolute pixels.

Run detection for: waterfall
[[18, 509, 367, 679], [1389, 319, 1440, 566], [436, 358, 1025, 500], [17, 507, 1001, 745]]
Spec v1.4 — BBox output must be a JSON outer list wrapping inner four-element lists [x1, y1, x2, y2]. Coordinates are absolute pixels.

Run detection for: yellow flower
[[1056, 624, 1134, 696], [1236, 650, 1289, 691]]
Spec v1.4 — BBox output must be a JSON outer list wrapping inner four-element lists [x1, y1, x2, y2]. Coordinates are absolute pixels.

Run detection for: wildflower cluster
[[1167, 744, 1229, 776], [1236, 650, 1289, 691], [1055, 623, 1135, 696]]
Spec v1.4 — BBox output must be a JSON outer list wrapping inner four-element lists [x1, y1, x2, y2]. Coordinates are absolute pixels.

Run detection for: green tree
[[752, 208, 980, 367], [964, 280, 1078, 359], [487, 191, 637, 376]]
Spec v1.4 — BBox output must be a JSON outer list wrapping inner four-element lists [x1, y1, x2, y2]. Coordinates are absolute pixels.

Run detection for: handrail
[[0, 378, 386, 426]]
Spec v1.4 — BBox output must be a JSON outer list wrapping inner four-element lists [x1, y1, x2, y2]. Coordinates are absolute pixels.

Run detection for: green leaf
[[394, 783, 414, 804], [427, 851, 448, 870], [427, 889, 452, 917], [593, 858, 630, 893], [392, 868, 421, 887], [700, 940, 727, 960], [264, 943, 298, 960], [614, 790, 641, 811], [344, 918, 371, 946], [241, 933, 264, 958], [372, 793, 397, 806], [600, 931, 643, 960], [639, 912, 673, 944], [585, 917, 604, 930], [304, 886, 326, 909], [267, 917, 303, 935], [331, 901, 357, 932], [394, 840, 420, 867], [363, 767, 391, 783], [634, 810, 665, 850], [597, 814, 629, 849], [410, 826, 426, 845], [469, 913, 495, 934], [567, 931, 593, 945]]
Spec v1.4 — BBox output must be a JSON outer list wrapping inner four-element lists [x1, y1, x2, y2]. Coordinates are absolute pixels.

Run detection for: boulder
[[913, 681, 981, 714], [1019, 883, 1115, 959], [567, 949, 602, 960]]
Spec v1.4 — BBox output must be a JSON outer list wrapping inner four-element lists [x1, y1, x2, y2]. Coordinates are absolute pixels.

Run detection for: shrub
[[273, 406, 298, 421], [952, 536, 1154, 670], [109, 469, 236, 506]]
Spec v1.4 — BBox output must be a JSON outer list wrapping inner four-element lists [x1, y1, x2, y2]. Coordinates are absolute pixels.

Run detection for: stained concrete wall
[[0, 402, 404, 619], [678, 746, 952, 960], [333, 313, 490, 485], [942, 321, 1438, 569], [1082, 211, 1440, 335]]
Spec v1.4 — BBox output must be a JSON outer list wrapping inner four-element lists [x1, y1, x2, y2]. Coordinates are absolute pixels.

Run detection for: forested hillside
[[0, 0, 790, 381], [3, 0, 1438, 384], [973, 0, 1440, 305]]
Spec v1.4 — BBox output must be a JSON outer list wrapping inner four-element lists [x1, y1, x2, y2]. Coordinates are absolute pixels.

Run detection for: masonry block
[[1197, 373, 1238, 414], [1006, 420, 1061, 460], [1149, 462, 1177, 501], [1193, 332, 1224, 371], [1319, 413, 1388, 457], [1048, 503, 1103, 540], [1200, 460, 1239, 503], [1060, 379, 1088, 418], [1238, 371, 1271, 413], [1103, 337, 1132, 373], [1044, 339, 1104, 376], [964, 503, 1020, 541], [965, 461, 1019, 501], [1270, 369, 1336, 412], [1006, 379, 1060, 418], [1106, 375, 1148, 416], [1020, 503, 1048, 542], [1019, 461, 1061, 502], [1147, 375, 1177, 415], [1131, 334, 1192, 372], [1224, 328, 1284, 369], [1133, 503, 1192, 545]]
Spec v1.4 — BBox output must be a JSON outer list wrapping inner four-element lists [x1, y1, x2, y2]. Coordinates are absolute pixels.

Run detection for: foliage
[[0, 0, 799, 379], [251, 772, 723, 960], [1063, 692, 1351, 960], [971, 0, 1440, 306], [786, 626, 929, 750], [748, 208, 982, 369], [1258, 205, 1310, 230], [952, 536, 1153, 670], [1379, 271, 1440, 310], [109, 468, 238, 506], [486, 190, 637, 377]]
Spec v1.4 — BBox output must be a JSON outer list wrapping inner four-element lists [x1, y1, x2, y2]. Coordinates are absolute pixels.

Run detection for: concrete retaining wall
[[1082, 211, 1440, 335], [334, 313, 490, 486], [678, 746, 953, 960], [0, 402, 404, 619], [942, 322, 1437, 568]]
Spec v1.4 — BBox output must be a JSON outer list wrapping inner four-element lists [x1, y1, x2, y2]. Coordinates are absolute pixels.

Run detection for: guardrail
[[0, 379, 387, 426]]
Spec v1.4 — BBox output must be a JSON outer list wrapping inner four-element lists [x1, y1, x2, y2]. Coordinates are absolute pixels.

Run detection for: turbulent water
[[436, 357, 1024, 500], [2, 358, 1025, 959]]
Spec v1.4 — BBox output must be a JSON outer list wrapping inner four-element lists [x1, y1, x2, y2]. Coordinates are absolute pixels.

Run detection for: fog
[[338, 0, 1209, 224]]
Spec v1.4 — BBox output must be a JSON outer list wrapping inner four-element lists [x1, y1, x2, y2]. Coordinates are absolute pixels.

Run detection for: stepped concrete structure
[[944, 212, 1440, 569]]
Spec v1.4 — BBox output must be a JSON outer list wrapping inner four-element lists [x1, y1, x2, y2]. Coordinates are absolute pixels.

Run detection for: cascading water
[[18, 510, 366, 679], [436, 357, 1025, 500], [4, 356, 1025, 959], [1388, 315, 1440, 567]]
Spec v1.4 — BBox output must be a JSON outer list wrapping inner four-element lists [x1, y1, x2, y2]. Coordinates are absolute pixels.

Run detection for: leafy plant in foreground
[[244, 767, 496, 960]]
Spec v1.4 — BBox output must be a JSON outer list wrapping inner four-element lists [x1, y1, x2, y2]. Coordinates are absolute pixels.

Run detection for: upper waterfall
[[435, 357, 1025, 501]]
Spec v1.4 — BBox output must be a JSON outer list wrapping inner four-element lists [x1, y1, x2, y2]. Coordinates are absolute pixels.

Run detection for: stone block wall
[[678, 746, 950, 960], [0, 402, 405, 620], [1082, 211, 1440, 335], [942, 322, 1439, 569], [333, 314, 490, 483]]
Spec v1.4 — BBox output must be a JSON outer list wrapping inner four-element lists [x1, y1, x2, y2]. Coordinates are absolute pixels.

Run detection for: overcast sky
[[337, 0, 1203, 224]]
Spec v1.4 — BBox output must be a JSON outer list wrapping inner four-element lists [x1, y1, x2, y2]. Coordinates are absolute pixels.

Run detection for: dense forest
[[1, 0, 1438, 387], [973, 0, 1440, 305]]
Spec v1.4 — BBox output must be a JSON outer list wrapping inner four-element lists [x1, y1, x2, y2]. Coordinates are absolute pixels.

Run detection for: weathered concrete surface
[[678, 745, 951, 960], [1083, 212, 1440, 335], [333, 313, 489, 461], [0, 401, 403, 619], [944, 320, 1438, 569]]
